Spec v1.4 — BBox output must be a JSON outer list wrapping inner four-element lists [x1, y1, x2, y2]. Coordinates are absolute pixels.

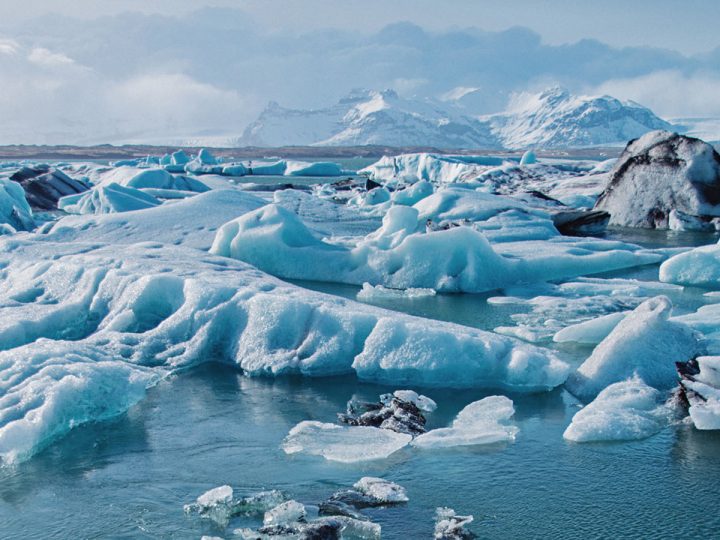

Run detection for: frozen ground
[[0, 146, 719, 538]]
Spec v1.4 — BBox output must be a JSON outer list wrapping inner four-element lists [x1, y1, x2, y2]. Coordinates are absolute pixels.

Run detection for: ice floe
[[412, 395, 518, 449], [564, 378, 670, 442], [58, 182, 161, 215]]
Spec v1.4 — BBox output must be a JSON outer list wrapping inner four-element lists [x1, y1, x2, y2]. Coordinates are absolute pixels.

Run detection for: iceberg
[[58, 182, 160, 215], [210, 203, 662, 293], [96, 167, 210, 193], [565, 296, 703, 401], [563, 378, 669, 442], [677, 357, 720, 430], [9, 164, 91, 211], [285, 160, 344, 177], [553, 311, 629, 345], [434, 507, 474, 540], [659, 240, 720, 288], [0, 178, 34, 231], [412, 395, 518, 448], [594, 131, 720, 229], [0, 239, 566, 463]]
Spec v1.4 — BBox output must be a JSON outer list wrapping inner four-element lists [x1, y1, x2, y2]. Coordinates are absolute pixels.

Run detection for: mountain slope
[[240, 89, 501, 149], [485, 87, 675, 149]]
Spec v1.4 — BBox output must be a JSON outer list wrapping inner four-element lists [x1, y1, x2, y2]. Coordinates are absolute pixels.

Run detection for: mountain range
[[236, 87, 677, 150]]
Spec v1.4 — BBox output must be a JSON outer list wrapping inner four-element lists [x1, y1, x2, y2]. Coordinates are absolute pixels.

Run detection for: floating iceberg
[[412, 395, 518, 448], [563, 378, 669, 442], [285, 160, 344, 177], [281, 421, 412, 462], [96, 167, 210, 193], [58, 183, 160, 215], [9, 164, 91, 211], [553, 311, 629, 346], [434, 507, 474, 540], [659, 240, 720, 288], [211, 203, 662, 293], [565, 296, 703, 401], [594, 131, 720, 229]]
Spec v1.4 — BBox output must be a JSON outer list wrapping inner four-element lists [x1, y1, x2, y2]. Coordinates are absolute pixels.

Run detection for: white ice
[[353, 477, 409, 503], [563, 378, 669, 442], [565, 296, 703, 401], [281, 421, 412, 462], [412, 395, 518, 448], [58, 182, 160, 215]]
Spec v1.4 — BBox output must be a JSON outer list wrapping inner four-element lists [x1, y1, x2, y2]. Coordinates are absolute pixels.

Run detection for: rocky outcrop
[[594, 131, 720, 229], [10, 165, 91, 210]]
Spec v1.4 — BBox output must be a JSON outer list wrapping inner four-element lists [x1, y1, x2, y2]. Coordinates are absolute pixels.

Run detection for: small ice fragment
[[184, 485, 234, 526], [263, 500, 306, 527], [434, 507, 475, 539], [357, 283, 436, 300], [353, 477, 409, 504], [233, 490, 287, 515]]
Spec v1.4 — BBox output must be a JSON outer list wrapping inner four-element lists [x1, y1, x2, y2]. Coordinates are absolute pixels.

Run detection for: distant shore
[[0, 144, 623, 161]]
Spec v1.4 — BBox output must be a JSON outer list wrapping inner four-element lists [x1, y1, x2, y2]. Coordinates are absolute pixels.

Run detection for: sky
[[0, 0, 718, 144]]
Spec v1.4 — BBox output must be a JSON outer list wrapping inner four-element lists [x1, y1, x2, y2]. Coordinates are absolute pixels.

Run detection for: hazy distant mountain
[[238, 87, 678, 149], [239, 89, 501, 149], [484, 87, 675, 149]]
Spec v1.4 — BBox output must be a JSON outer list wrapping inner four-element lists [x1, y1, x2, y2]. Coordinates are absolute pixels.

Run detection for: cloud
[[592, 70, 720, 118]]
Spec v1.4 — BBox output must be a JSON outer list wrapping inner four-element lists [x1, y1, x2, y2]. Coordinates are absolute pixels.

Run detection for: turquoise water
[[2, 232, 720, 539]]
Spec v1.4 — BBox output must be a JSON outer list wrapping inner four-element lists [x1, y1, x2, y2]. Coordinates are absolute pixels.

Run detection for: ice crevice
[[0, 238, 568, 465]]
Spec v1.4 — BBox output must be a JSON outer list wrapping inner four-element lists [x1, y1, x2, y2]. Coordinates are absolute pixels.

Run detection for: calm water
[[2, 232, 720, 539]]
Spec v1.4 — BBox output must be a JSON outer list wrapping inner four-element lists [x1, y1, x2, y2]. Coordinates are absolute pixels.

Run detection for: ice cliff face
[[239, 87, 674, 149]]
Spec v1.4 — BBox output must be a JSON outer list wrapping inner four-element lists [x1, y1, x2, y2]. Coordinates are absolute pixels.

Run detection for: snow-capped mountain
[[485, 87, 675, 149], [239, 87, 676, 149], [240, 89, 501, 149]]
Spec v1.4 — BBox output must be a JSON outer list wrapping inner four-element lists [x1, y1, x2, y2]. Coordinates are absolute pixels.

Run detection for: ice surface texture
[[565, 296, 703, 401], [0, 239, 566, 464], [211, 202, 662, 293]]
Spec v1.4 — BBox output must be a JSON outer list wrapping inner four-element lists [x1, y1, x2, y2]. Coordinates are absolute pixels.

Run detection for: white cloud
[[592, 70, 720, 119]]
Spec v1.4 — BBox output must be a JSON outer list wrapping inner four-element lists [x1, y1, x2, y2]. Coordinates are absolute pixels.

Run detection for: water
[[2, 230, 720, 539]]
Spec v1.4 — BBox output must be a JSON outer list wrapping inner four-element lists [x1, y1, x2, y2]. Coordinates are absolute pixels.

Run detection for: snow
[[594, 131, 720, 229], [353, 477, 408, 503], [563, 378, 669, 442], [565, 296, 703, 401], [211, 203, 662, 293], [0, 238, 568, 463], [0, 178, 34, 231], [390, 390, 437, 413], [281, 421, 412, 462], [58, 183, 160, 214], [412, 396, 518, 448], [660, 240, 720, 287]]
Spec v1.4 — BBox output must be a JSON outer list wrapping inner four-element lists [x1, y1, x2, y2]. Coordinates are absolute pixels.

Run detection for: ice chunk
[[659, 240, 720, 288], [211, 203, 661, 293], [58, 183, 160, 215], [434, 507, 474, 539], [553, 311, 629, 345], [99, 167, 210, 193], [184, 485, 235, 526], [263, 500, 306, 527], [391, 180, 434, 206], [565, 296, 703, 401], [563, 378, 669, 442], [281, 421, 412, 462], [339, 393, 428, 436], [412, 396, 518, 448], [285, 160, 344, 176], [677, 356, 720, 430], [520, 150, 537, 165], [0, 178, 34, 231], [247, 160, 287, 176], [357, 283, 436, 300], [353, 477, 408, 504]]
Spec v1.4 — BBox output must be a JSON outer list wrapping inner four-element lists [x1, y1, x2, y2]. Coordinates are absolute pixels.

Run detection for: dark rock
[[10, 165, 91, 210], [365, 178, 382, 191], [337, 393, 427, 436], [552, 209, 610, 235], [318, 500, 368, 521]]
